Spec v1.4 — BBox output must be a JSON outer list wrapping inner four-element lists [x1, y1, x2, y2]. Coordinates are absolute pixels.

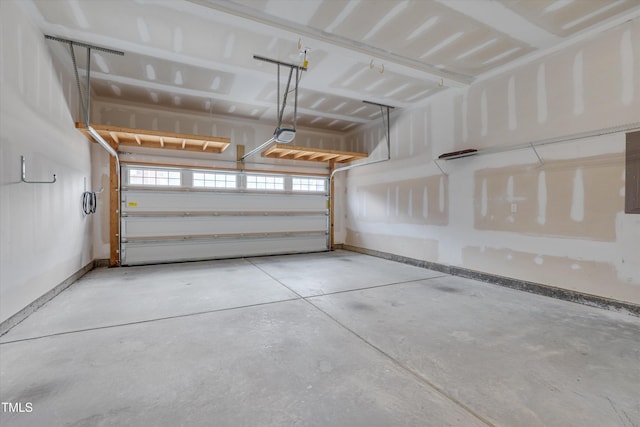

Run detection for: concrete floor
[[0, 250, 638, 427]]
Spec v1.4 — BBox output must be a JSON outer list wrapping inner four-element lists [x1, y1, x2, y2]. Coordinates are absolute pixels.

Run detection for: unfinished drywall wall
[[0, 0, 94, 323], [340, 18, 640, 305]]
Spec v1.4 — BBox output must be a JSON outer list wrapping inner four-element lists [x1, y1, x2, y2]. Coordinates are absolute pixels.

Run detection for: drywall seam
[[537, 170, 547, 225], [620, 29, 634, 106], [537, 63, 548, 124], [508, 75, 517, 130], [573, 50, 585, 115], [475, 7, 640, 82]]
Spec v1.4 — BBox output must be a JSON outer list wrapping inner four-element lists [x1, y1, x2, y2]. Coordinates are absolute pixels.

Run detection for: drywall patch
[[620, 29, 634, 106], [409, 112, 414, 156], [17, 25, 23, 94], [362, 190, 367, 217], [474, 158, 621, 240], [619, 169, 625, 197], [481, 177, 488, 217], [537, 63, 548, 124], [386, 187, 391, 217], [480, 89, 488, 136], [423, 107, 430, 147], [136, 17, 151, 43], [422, 186, 429, 219], [573, 50, 584, 115], [173, 27, 183, 53], [357, 176, 447, 226], [506, 175, 515, 201], [68, 0, 90, 29], [439, 176, 445, 212], [537, 170, 547, 225], [570, 167, 585, 222], [462, 92, 468, 143], [507, 75, 517, 130], [224, 33, 235, 59], [395, 186, 400, 217]]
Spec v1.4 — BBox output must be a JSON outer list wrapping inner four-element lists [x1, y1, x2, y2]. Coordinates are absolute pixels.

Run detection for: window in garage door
[[120, 165, 329, 265]]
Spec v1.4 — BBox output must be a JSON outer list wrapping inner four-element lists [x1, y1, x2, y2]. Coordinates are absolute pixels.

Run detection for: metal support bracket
[[530, 143, 544, 166], [434, 159, 447, 176], [21, 156, 56, 184], [241, 55, 307, 161]]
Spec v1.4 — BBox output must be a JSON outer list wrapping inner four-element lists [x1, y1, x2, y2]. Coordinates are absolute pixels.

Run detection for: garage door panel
[[122, 191, 327, 213], [122, 215, 327, 238], [120, 167, 329, 265], [122, 235, 328, 265]]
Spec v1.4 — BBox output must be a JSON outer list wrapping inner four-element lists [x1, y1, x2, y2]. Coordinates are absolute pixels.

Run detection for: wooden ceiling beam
[[76, 123, 230, 154], [262, 144, 367, 164], [109, 132, 120, 145]]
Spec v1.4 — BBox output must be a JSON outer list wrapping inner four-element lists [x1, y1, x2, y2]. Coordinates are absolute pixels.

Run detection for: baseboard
[[94, 258, 110, 268], [0, 259, 107, 336], [342, 245, 640, 317]]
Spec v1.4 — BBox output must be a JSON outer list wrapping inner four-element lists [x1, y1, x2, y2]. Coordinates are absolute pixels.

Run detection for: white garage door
[[120, 164, 329, 265]]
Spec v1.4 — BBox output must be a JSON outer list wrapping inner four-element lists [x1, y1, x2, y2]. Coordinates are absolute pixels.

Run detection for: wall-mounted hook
[[369, 59, 385, 74], [83, 176, 104, 193], [21, 156, 56, 184]]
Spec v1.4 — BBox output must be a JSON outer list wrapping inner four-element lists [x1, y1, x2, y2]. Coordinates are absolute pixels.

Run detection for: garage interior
[[1, 0, 640, 425]]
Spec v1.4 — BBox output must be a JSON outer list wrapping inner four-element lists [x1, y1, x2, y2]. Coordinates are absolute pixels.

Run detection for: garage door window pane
[[129, 168, 181, 186], [292, 178, 326, 192], [247, 175, 284, 190], [193, 172, 237, 188]]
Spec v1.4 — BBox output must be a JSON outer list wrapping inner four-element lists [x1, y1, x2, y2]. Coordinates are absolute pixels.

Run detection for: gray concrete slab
[[310, 275, 640, 427], [249, 250, 444, 297], [0, 300, 485, 427], [1, 258, 298, 342], [1, 251, 639, 426]]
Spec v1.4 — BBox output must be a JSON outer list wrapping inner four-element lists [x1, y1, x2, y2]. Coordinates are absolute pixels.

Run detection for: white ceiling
[[31, 0, 640, 133]]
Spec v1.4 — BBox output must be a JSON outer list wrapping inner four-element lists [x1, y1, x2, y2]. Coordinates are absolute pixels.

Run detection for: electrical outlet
[[511, 203, 517, 213]]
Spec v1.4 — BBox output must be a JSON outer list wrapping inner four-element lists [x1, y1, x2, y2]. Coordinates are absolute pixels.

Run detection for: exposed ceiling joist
[[262, 144, 367, 163], [77, 123, 231, 154]]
